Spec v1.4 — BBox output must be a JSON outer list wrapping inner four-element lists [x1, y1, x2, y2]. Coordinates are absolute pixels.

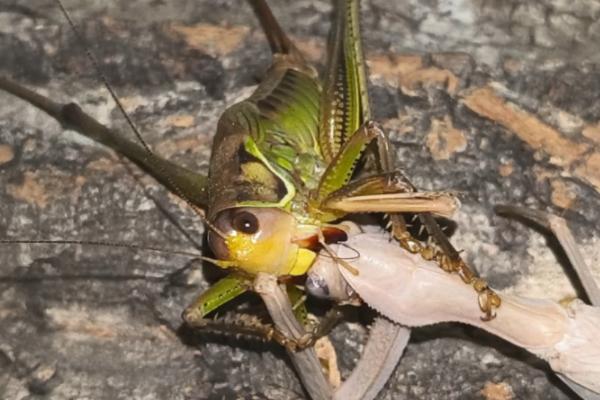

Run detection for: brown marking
[[367, 55, 460, 95], [575, 153, 600, 192], [502, 57, 526, 75], [163, 114, 195, 128], [292, 36, 325, 62], [430, 52, 474, 75], [480, 382, 514, 400], [155, 135, 207, 158], [314, 336, 341, 388], [23, 138, 36, 152], [48, 307, 175, 341], [583, 121, 600, 144], [462, 86, 590, 167], [8, 169, 88, 209], [550, 179, 576, 209], [0, 144, 14, 165], [169, 23, 249, 57], [532, 165, 553, 183], [403, 67, 460, 95], [86, 156, 121, 173], [498, 161, 514, 177], [425, 116, 468, 160], [368, 54, 423, 81], [7, 171, 49, 208], [368, 53, 460, 95], [71, 175, 87, 203], [118, 95, 146, 113]]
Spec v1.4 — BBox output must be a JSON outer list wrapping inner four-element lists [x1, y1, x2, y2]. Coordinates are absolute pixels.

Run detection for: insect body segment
[[208, 207, 317, 276]]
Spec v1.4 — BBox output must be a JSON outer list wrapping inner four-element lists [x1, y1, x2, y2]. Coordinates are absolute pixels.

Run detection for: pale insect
[[311, 209, 600, 398], [1, 1, 599, 399]]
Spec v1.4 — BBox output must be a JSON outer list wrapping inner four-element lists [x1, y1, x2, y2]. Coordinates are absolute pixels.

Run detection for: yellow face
[[207, 207, 316, 276]]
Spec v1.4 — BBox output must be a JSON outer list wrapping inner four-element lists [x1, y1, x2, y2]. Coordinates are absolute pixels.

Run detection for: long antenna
[[0, 238, 232, 268], [52, 0, 226, 240], [1, 238, 202, 258], [54, 0, 151, 153]]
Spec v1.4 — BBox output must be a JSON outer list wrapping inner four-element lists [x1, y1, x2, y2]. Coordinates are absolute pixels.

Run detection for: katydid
[[0, 0, 487, 338], [181, 0, 496, 330]]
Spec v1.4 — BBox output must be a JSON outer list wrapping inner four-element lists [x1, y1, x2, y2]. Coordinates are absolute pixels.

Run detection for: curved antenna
[[1, 238, 201, 258], [0, 238, 232, 268], [0, 239, 234, 282], [54, 0, 150, 153], [52, 0, 226, 240], [495, 205, 600, 306]]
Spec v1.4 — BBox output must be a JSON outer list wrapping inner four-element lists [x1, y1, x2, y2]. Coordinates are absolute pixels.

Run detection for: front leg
[[496, 205, 600, 306], [184, 307, 343, 353], [184, 272, 333, 399], [182, 273, 341, 351], [182, 273, 296, 347]]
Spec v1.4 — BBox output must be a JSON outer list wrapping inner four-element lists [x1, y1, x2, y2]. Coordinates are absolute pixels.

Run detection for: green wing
[[319, 0, 371, 162], [207, 0, 325, 216], [248, 65, 323, 189]]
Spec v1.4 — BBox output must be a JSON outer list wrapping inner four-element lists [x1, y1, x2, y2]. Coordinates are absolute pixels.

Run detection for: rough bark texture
[[1, 0, 599, 399]]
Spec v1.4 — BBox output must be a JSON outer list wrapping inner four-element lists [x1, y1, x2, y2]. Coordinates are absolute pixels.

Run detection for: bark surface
[[1, 1, 599, 399]]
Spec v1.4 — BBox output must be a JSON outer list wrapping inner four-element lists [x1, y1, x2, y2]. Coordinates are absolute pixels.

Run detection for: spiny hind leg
[[183, 310, 300, 350], [370, 120, 502, 319], [181, 273, 287, 345], [361, 121, 418, 250], [182, 276, 342, 352], [322, 172, 458, 226], [183, 303, 343, 352], [354, 121, 433, 254], [316, 121, 456, 251], [317, 119, 500, 318]]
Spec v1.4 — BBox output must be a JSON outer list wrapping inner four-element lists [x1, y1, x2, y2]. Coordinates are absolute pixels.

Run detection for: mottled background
[[0, 0, 599, 399]]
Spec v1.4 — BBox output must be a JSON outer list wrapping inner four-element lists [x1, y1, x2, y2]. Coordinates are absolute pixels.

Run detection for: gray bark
[[1, 1, 599, 399]]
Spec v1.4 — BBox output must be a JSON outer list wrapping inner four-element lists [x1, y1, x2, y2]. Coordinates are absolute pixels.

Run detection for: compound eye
[[232, 210, 259, 234]]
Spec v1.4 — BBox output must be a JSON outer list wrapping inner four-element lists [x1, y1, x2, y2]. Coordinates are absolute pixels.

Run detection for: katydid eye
[[232, 211, 259, 234]]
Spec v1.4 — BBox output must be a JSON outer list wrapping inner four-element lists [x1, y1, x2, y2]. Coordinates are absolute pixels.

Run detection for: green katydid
[[0, 0, 497, 358], [180, 0, 499, 329]]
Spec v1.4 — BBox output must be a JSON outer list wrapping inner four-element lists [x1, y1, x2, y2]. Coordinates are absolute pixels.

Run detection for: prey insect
[[312, 208, 600, 398]]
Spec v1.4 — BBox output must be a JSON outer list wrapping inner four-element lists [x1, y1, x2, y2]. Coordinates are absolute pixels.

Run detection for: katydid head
[[207, 207, 316, 276]]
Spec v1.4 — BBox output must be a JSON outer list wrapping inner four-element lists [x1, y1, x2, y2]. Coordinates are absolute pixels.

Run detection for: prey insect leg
[[496, 205, 600, 306], [185, 306, 344, 352], [495, 205, 600, 398]]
